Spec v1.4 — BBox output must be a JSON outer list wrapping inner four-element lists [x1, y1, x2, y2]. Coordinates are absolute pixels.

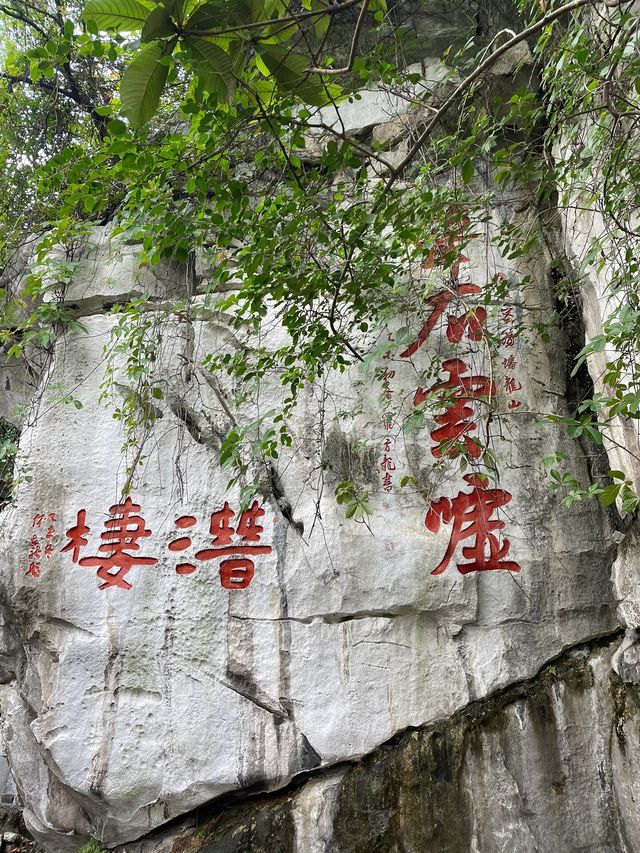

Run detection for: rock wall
[[138, 633, 640, 853], [1, 4, 640, 852]]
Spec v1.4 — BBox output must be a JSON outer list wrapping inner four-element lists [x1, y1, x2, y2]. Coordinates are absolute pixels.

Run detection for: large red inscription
[[397, 219, 521, 575], [426, 474, 519, 575], [41, 498, 274, 590]]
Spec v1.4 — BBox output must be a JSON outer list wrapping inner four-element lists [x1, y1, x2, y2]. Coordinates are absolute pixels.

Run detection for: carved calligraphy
[[25, 512, 57, 577], [399, 219, 521, 575], [426, 474, 520, 575], [500, 299, 523, 410], [21, 499, 274, 590], [379, 333, 398, 493]]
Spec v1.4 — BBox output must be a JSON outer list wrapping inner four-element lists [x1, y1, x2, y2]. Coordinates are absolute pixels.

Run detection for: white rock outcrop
[[0, 208, 620, 848]]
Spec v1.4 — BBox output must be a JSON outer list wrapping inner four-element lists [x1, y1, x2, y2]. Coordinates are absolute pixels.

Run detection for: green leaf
[[246, 76, 276, 104], [182, 35, 233, 74], [256, 21, 298, 44], [185, 0, 249, 32], [257, 43, 307, 83], [461, 159, 474, 184], [314, 12, 330, 38], [121, 38, 177, 126], [599, 484, 621, 507], [184, 1, 224, 30], [141, 6, 176, 42], [182, 35, 236, 98], [251, 0, 286, 21], [106, 118, 128, 135], [82, 0, 150, 31], [257, 43, 341, 106]]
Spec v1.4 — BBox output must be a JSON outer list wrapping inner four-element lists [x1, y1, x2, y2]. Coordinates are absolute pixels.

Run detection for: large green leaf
[[182, 35, 237, 99], [257, 44, 307, 86], [183, 35, 233, 72], [184, 0, 250, 32], [250, 0, 286, 22], [121, 38, 177, 126], [254, 20, 297, 44], [310, 0, 331, 38], [257, 44, 341, 106], [82, 0, 150, 31], [141, 6, 176, 42]]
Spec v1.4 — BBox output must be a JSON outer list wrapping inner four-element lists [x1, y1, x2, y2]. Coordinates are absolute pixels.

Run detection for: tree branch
[[184, 0, 364, 39], [0, 3, 48, 36], [325, 0, 598, 359], [379, 0, 596, 200], [308, 0, 369, 74], [0, 70, 77, 101], [0, 69, 107, 138]]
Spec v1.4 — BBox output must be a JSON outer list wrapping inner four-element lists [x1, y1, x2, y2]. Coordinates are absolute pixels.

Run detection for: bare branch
[[184, 0, 364, 39], [308, 0, 369, 74]]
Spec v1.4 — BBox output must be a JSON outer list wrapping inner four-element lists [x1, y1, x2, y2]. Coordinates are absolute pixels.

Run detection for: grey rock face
[[0, 209, 622, 849], [125, 636, 640, 853], [1, 3, 640, 850]]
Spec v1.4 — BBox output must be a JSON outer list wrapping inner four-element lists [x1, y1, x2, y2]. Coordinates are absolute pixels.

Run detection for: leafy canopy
[[1, 0, 639, 516]]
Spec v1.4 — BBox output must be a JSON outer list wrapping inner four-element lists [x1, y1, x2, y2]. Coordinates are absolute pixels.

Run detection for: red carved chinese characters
[[421, 217, 470, 280], [416, 358, 496, 460], [399, 284, 487, 359], [426, 474, 520, 575], [59, 500, 272, 590], [26, 512, 57, 577], [27, 534, 41, 578], [195, 501, 272, 589], [499, 303, 523, 410], [168, 514, 198, 575], [61, 509, 90, 563], [390, 219, 522, 576], [446, 304, 488, 344], [379, 349, 397, 492], [400, 215, 486, 359], [76, 497, 158, 590]]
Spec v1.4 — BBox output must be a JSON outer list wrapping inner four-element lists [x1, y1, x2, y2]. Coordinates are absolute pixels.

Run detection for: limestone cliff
[[1, 2, 640, 852]]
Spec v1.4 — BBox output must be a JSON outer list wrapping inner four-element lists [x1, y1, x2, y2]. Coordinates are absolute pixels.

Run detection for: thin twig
[[379, 0, 596, 201], [308, 0, 369, 74], [185, 0, 364, 39]]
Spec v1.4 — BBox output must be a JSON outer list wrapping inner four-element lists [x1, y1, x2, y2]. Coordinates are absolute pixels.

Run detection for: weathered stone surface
[[562, 202, 640, 495], [560, 169, 640, 700], [0, 757, 16, 807], [0, 204, 620, 849], [132, 635, 640, 853]]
